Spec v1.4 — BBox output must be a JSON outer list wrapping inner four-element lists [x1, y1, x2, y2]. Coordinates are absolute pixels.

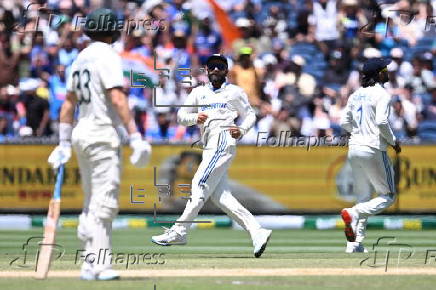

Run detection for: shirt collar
[[207, 81, 227, 93]]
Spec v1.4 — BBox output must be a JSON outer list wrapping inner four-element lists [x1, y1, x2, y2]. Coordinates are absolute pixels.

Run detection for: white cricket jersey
[[340, 83, 396, 151], [177, 82, 256, 146], [67, 41, 124, 128]]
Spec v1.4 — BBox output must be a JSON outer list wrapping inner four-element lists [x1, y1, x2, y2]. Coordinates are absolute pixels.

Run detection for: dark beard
[[208, 74, 225, 85]]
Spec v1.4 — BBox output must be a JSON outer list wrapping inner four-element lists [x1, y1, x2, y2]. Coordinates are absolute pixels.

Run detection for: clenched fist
[[197, 113, 208, 124], [229, 127, 242, 139]]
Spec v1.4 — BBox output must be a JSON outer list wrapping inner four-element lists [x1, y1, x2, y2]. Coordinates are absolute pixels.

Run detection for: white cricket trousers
[[348, 145, 396, 242], [172, 131, 261, 238], [72, 125, 121, 274]]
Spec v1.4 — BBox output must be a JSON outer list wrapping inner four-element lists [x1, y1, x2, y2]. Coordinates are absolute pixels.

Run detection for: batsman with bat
[[151, 54, 272, 258], [340, 58, 401, 253], [47, 9, 151, 280]]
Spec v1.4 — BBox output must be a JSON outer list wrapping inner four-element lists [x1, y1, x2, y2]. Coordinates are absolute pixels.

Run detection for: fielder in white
[[151, 54, 272, 258], [48, 9, 151, 280], [340, 58, 401, 253]]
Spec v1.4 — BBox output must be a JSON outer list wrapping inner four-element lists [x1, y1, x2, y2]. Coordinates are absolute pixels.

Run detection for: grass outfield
[[0, 228, 435, 289]]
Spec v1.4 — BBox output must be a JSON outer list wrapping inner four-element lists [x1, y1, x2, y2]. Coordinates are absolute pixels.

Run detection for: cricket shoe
[[341, 208, 358, 242], [80, 262, 95, 280], [80, 268, 120, 281], [80, 268, 95, 281], [346, 242, 368, 253], [97, 269, 120, 281], [151, 227, 187, 246], [253, 228, 272, 258]]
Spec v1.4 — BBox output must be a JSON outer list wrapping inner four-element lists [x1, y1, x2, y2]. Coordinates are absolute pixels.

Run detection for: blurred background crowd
[[0, 0, 435, 144]]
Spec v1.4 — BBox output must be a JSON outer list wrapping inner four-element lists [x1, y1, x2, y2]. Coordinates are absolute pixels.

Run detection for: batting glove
[[48, 142, 72, 169], [48, 123, 72, 169], [129, 132, 152, 168]]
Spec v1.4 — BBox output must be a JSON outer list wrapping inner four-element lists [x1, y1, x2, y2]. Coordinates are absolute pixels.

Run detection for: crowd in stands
[[0, 0, 435, 144]]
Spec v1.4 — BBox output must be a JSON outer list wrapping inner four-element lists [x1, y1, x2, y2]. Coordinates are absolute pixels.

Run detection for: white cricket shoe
[[341, 208, 358, 242], [252, 228, 272, 258], [151, 227, 187, 246], [346, 242, 368, 253], [80, 268, 95, 281], [80, 268, 120, 281], [97, 269, 120, 281]]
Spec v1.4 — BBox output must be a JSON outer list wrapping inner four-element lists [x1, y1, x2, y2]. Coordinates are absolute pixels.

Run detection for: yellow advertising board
[[229, 146, 436, 212], [0, 145, 435, 212]]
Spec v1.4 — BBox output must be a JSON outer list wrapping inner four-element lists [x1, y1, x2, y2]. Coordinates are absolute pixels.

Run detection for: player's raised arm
[[231, 89, 256, 137], [375, 92, 396, 146], [177, 89, 206, 126], [340, 97, 353, 133]]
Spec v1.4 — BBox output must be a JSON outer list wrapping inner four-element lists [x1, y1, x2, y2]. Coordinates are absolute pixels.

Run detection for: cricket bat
[[35, 164, 64, 279]]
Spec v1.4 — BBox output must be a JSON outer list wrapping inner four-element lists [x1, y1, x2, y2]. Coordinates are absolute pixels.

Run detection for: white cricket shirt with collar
[[177, 82, 256, 146], [340, 83, 396, 151]]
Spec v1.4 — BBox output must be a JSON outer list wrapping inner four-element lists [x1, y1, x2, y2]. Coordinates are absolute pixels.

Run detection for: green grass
[[2, 276, 436, 290], [1, 228, 436, 289]]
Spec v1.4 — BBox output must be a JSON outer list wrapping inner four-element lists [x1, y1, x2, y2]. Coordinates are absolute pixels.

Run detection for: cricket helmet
[[83, 8, 121, 42]]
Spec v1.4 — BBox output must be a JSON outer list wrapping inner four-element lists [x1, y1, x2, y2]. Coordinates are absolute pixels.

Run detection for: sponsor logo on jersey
[[200, 103, 227, 111]]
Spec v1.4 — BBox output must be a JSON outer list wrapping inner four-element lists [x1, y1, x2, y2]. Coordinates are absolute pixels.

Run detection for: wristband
[[59, 123, 72, 146]]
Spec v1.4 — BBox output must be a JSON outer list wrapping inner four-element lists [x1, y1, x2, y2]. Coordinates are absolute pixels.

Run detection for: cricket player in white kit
[[152, 54, 272, 258], [340, 58, 401, 253], [48, 9, 151, 280]]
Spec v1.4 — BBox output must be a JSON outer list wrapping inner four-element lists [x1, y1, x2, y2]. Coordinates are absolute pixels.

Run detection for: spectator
[[233, 18, 260, 55], [270, 108, 293, 139], [401, 84, 419, 138], [423, 87, 436, 121], [0, 111, 14, 142], [0, 32, 20, 86], [312, 0, 339, 55], [406, 57, 434, 95], [385, 61, 406, 96], [170, 30, 192, 85], [193, 16, 222, 65], [390, 48, 413, 80], [310, 97, 332, 137], [389, 98, 407, 140], [338, 0, 366, 47], [275, 55, 316, 99], [20, 78, 50, 137], [3, 85, 25, 136], [329, 87, 349, 135], [30, 31, 52, 81], [323, 50, 349, 87], [58, 33, 79, 71], [374, 9, 399, 57], [229, 47, 262, 107], [0, 87, 14, 136], [146, 112, 177, 142], [257, 101, 274, 135]]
